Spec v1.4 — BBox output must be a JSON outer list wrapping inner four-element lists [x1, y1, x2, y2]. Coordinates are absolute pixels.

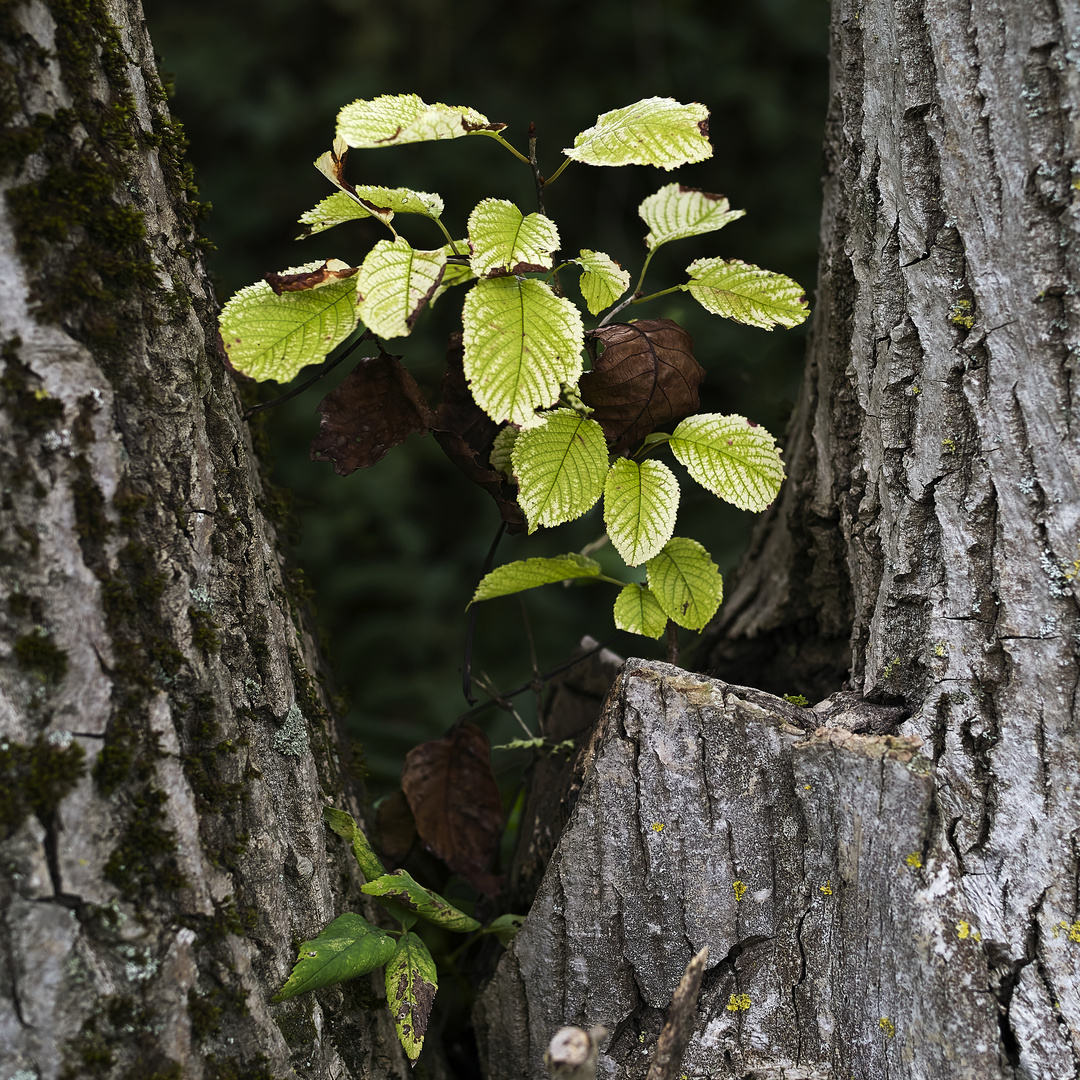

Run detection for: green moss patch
[[0, 734, 86, 837]]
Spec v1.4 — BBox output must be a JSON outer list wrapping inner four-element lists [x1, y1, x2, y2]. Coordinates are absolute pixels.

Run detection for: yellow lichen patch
[[820, 880, 833, 895], [955, 920, 981, 941], [949, 299, 975, 329], [1052, 920, 1080, 943], [803, 784, 812, 791], [941, 437, 956, 454], [934, 641, 948, 658], [905, 852, 922, 870], [651, 822, 665, 833], [879, 1017, 895, 1038], [726, 994, 751, 1012], [732, 880, 748, 902]]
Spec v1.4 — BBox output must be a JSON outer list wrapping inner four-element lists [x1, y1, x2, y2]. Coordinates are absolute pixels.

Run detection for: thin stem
[[666, 620, 680, 665], [544, 156, 573, 187], [632, 285, 684, 306], [488, 130, 533, 167], [242, 329, 375, 420], [528, 121, 545, 216], [517, 595, 545, 718], [633, 248, 658, 297], [462, 520, 508, 704], [435, 218, 461, 252], [474, 671, 536, 739], [597, 292, 639, 329]]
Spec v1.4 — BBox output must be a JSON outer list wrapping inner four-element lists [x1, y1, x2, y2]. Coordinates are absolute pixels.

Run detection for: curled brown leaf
[[265, 258, 358, 295]]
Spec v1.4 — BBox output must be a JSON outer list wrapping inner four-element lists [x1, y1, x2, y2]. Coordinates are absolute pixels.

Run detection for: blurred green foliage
[[145, 0, 829, 791]]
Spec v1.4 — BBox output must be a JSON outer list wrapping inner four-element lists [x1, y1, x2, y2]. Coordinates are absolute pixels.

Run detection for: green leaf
[[613, 582, 668, 639], [604, 458, 680, 566], [467, 199, 560, 277], [684, 258, 809, 330], [462, 277, 584, 425], [563, 97, 712, 170], [639, 184, 745, 252], [385, 932, 438, 1065], [669, 413, 785, 512], [323, 806, 386, 882], [574, 249, 631, 315], [512, 410, 609, 532], [298, 186, 444, 238], [431, 241, 475, 305], [645, 537, 723, 631], [471, 554, 603, 604], [485, 913, 527, 946], [488, 426, 518, 476], [272, 913, 397, 1002], [362, 869, 481, 933], [357, 239, 447, 339], [220, 265, 361, 382], [338, 93, 505, 149]]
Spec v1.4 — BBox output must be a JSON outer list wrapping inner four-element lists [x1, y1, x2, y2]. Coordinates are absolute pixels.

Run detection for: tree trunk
[[0, 3, 405, 1078], [476, 0, 1080, 1077]]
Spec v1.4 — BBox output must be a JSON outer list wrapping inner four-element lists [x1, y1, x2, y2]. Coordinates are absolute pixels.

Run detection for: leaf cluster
[[218, 92, 808, 641]]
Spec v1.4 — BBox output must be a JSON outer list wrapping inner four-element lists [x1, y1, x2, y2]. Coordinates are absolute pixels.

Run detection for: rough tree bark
[[0, 3, 405, 1078], [476, 0, 1080, 1077]]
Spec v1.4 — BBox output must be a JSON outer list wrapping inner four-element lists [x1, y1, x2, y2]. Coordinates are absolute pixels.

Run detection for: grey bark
[[0, 3, 405, 1078], [478, 0, 1080, 1077]]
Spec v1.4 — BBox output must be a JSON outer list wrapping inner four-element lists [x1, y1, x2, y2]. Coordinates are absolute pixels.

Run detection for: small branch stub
[[545, 1025, 608, 1080], [645, 945, 708, 1080]]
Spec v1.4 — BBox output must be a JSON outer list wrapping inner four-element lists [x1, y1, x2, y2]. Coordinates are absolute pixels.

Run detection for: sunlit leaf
[[323, 806, 387, 882], [579, 319, 705, 453], [512, 410, 608, 532], [297, 186, 444, 238], [401, 723, 503, 894], [220, 265, 361, 382], [338, 93, 505, 148], [362, 869, 481, 933], [604, 458, 680, 566], [468, 198, 560, 277], [356, 239, 447, 339], [471, 553, 603, 604], [563, 97, 712, 170], [639, 184, 745, 251], [613, 582, 668, 639], [431, 241, 475, 305], [574, 249, 630, 315], [272, 913, 396, 1002], [385, 932, 438, 1065], [646, 537, 723, 631], [684, 257, 809, 330], [297, 192, 372, 238], [669, 413, 785, 511], [488, 426, 518, 477], [264, 258, 358, 294], [462, 277, 584, 425]]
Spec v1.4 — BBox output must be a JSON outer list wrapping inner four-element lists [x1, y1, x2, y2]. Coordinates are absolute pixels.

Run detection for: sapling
[[219, 93, 809, 647]]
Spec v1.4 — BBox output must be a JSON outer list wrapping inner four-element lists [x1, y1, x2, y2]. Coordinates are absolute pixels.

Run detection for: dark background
[[144, 0, 831, 791]]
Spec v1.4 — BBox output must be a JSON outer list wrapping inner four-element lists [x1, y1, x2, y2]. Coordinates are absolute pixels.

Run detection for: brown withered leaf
[[431, 332, 526, 532], [265, 258, 358, 295], [311, 353, 434, 475], [401, 722, 504, 895], [374, 789, 418, 866], [579, 318, 706, 453]]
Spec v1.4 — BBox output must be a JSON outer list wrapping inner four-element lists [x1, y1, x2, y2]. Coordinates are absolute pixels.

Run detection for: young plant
[[277, 806, 524, 1066], [219, 92, 808, 640]]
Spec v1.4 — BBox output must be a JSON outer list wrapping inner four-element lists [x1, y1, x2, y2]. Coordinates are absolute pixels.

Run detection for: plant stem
[[544, 156, 572, 186], [666, 620, 680, 665], [597, 292, 639, 328], [462, 521, 508, 704], [487, 130, 533, 167], [633, 285, 684, 306]]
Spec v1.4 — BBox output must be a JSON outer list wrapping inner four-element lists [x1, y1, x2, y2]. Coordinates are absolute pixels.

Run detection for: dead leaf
[[310, 353, 433, 474], [375, 790, 418, 866], [431, 333, 526, 533], [265, 259, 358, 295], [401, 722, 504, 895], [579, 318, 706, 453]]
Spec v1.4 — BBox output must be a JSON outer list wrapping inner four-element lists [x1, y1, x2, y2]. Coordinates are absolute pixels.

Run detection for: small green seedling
[[275, 807, 524, 1065], [219, 93, 808, 641]]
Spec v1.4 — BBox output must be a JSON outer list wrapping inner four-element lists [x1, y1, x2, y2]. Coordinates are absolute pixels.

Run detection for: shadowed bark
[[0, 2, 405, 1077]]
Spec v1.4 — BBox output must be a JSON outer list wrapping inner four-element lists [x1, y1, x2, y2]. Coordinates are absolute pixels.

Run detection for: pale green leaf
[[488, 426, 518, 476], [512, 410, 609, 532], [575, 249, 631, 315], [357, 239, 447, 339], [338, 93, 504, 148], [485, 913, 527, 946], [639, 184, 745, 252], [362, 869, 481, 933], [646, 537, 723, 631], [669, 413, 785, 511], [468, 199, 560, 277], [613, 582, 668, 639], [684, 258, 808, 330], [297, 187, 444, 238], [272, 913, 396, 1002], [323, 806, 386, 882], [297, 192, 373, 237], [603, 458, 680, 566], [462, 277, 584, 425], [220, 265, 361, 382], [563, 97, 712, 170], [385, 932, 438, 1064], [471, 553, 603, 604]]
